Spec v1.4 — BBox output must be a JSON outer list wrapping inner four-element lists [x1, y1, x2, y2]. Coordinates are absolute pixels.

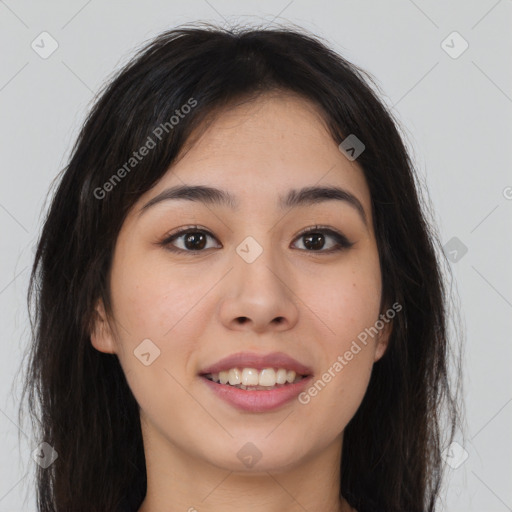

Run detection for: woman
[[19, 22, 461, 512]]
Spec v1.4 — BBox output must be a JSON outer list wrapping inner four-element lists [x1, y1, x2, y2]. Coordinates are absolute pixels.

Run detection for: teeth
[[207, 367, 303, 387], [276, 368, 288, 385], [242, 368, 259, 386], [258, 368, 276, 386], [228, 368, 241, 385]]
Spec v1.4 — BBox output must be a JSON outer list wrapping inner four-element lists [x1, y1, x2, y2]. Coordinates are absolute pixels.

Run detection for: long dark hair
[[18, 22, 462, 512]]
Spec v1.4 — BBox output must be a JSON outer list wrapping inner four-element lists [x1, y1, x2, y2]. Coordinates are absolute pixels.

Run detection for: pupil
[[304, 233, 324, 250], [185, 232, 206, 250]]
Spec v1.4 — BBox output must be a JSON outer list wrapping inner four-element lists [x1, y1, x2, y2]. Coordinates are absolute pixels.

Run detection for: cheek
[[298, 286, 379, 439], [110, 244, 205, 339], [297, 254, 381, 424], [309, 251, 382, 349], [108, 252, 206, 424], [107, 244, 212, 407]]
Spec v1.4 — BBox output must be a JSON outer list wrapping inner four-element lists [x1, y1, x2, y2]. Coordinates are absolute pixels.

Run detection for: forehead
[[137, 92, 373, 226]]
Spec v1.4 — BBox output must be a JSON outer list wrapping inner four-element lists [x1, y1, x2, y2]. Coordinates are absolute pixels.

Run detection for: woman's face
[[92, 92, 390, 475]]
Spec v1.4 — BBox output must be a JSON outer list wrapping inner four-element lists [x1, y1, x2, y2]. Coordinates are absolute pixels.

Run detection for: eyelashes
[[158, 224, 355, 255]]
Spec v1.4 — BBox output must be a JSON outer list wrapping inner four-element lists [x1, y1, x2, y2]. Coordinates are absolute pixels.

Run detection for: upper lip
[[199, 351, 313, 376]]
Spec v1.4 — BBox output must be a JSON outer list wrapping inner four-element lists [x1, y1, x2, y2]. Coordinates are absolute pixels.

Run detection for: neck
[[137, 420, 350, 512]]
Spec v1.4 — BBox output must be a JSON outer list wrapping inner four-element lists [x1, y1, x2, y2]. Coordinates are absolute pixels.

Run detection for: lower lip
[[200, 375, 313, 412]]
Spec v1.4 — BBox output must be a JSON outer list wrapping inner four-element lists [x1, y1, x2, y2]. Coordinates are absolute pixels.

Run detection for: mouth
[[198, 351, 313, 389], [198, 352, 313, 412], [199, 371, 313, 412], [201, 367, 309, 390]]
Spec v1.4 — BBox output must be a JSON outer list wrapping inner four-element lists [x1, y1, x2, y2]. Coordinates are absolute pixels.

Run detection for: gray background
[[1, 0, 511, 510]]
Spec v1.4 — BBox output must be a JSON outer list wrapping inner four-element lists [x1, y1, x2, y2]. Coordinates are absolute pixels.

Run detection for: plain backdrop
[[1, 1, 511, 510]]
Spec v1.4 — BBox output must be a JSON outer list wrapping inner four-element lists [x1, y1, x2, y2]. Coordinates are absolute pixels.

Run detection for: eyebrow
[[139, 184, 368, 227]]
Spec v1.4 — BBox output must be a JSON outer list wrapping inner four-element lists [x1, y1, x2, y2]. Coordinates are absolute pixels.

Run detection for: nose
[[218, 247, 300, 334]]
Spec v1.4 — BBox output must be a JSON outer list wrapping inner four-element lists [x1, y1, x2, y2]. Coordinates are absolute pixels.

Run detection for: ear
[[373, 317, 393, 362], [90, 299, 117, 354]]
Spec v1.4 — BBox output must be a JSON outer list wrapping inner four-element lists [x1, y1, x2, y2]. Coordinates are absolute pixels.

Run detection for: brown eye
[[302, 232, 326, 250], [159, 225, 353, 255], [181, 232, 208, 250], [161, 226, 220, 253], [292, 226, 354, 253]]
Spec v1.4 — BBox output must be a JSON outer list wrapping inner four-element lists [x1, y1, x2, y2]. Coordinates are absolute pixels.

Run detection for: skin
[[91, 92, 391, 512]]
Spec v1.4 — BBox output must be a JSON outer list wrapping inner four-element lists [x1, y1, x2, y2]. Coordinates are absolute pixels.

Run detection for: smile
[[200, 371, 313, 412]]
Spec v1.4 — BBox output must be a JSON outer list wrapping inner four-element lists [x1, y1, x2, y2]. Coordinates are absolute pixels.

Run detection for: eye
[[291, 225, 354, 253], [159, 225, 220, 253], [159, 224, 354, 254]]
